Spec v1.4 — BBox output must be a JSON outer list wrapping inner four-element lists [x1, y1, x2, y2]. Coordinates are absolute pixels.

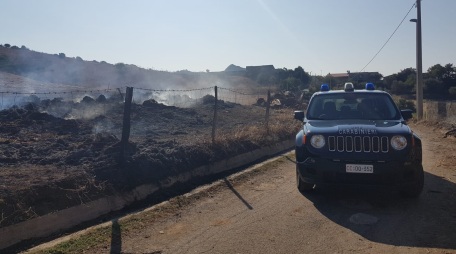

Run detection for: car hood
[[305, 120, 411, 136]]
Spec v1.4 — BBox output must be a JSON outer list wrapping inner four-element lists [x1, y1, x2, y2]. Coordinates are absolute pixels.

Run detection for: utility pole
[[415, 0, 424, 120]]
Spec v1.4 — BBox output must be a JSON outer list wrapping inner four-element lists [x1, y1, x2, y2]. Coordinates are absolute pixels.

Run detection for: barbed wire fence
[[0, 84, 300, 229], [0, 85, 278, 164], [119, 86, 274, 159]]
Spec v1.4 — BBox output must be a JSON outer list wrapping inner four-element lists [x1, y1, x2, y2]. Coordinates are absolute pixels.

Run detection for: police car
[[294, 82, 424, 197]]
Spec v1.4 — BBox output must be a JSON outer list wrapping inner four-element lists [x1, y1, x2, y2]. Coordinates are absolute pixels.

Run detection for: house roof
[[329, 73, 349, 78]]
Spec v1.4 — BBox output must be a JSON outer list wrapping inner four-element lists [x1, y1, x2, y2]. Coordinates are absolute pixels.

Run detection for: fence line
[[0, 85, 277, 168]]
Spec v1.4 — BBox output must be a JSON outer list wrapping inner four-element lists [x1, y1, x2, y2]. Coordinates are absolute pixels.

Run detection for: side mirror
[[401, 109, 413, 121], [294, 110, 305, 121]]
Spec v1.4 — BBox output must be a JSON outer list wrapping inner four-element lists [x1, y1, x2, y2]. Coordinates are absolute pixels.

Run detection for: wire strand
[[359, 1, 416, 72]]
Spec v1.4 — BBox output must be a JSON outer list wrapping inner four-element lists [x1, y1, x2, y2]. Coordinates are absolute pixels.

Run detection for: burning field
[[0, 89, 301, 228]]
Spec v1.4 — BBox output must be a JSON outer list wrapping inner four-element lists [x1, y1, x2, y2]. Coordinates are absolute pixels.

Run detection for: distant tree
[[76, 56, 83, 61], [396, 68, 416, 82], [424, 78, 445, 95], [391, 80, 414, 95], [20, 45, 28, 50], [11, 45, 19, 49], [384, 68, 416, 95], [280, 77, 302, 92], [58, 53, 66, 58], [206, 69, 210, 73], [293, 66, 311, 88], [427, 64, 446, 80], [275, 68, 294, 81], [115, 62, 126, 69], [425, 64, 456, 98], [274, 66, 311, 90], [4, 43, 11, 48], [382, 74, 397, 90]]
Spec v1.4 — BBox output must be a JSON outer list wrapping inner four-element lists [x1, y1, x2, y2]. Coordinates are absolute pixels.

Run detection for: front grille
[[328, 136, 389, 153]]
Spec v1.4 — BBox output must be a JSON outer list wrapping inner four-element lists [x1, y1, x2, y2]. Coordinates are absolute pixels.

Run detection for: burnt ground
[[0, 96, 299, 228]]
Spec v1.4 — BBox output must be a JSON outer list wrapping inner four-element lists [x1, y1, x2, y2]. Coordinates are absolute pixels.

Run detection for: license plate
[[346, 164, 373, 173]]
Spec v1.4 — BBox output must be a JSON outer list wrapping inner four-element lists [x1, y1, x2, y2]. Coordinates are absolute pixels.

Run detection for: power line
[[359, 2, 416, 72]]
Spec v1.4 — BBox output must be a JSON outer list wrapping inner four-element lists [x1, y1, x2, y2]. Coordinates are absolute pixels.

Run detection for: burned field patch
[[0, 98, 299, 228]]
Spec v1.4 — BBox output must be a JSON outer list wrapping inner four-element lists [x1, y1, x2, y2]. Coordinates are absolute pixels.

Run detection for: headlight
[[310, 135, 325, 149], [391, 135, 407, 150]]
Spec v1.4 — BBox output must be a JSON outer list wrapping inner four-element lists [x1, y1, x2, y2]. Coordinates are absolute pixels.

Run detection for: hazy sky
[[3, 0, 455, 76]]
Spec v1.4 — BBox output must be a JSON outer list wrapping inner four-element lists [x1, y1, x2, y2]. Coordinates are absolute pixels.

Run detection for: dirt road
[[26, 123, 456, 254]]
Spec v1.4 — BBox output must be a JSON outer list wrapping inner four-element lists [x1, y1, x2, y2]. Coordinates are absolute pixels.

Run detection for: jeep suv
[[294, 82, 424, 197]]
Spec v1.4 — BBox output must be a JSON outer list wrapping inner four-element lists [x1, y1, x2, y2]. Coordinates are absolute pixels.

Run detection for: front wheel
[[296, 168, 314, 192], [400, 165, 424, 198]]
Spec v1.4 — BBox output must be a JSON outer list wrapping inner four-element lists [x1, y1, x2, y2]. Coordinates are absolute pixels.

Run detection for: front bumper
[[297, 157, 420, 188]]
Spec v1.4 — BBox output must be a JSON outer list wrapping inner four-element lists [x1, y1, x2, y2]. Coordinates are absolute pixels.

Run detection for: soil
[[0, 95, 298, 228]]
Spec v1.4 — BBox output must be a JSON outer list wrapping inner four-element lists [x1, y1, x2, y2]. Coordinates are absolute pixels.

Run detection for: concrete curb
[[0, 140, 294, 250]]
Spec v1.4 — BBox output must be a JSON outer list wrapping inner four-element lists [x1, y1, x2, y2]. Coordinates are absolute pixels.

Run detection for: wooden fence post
[[212, 86, 218, 144], [265, 90, 271, 135], [121, 87, 133, 163]]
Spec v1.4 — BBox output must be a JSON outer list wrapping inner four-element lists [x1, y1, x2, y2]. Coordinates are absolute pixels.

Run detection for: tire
[[296, 167, 314, 192], [400, 165, 424, 198]]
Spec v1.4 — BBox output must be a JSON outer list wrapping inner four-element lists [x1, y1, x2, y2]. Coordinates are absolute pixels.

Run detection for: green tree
[[391, 80, 414, 95], [293, 66, 311, 88], [427, 64, 446, 80], [425, 64, 456, 98], [424, 78, 445, 95], [280, 77, 302, 92], [396, 68, 416, 82]]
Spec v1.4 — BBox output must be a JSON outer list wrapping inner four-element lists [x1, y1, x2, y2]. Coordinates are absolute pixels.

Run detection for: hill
[[0, 45, 260, 92]]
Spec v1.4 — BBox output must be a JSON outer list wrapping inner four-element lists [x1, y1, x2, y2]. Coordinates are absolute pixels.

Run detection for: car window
[[307, 93, 401, 120]]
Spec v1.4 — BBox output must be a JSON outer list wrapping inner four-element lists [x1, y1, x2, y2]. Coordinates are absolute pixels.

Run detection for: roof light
[[344, 82, 354, 92], [365, 83, 375, 90], [320, 84, 330, 92]]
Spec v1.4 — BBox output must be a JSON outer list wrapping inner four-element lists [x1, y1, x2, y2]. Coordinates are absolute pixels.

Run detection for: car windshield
[[306, 92, 401, 120]]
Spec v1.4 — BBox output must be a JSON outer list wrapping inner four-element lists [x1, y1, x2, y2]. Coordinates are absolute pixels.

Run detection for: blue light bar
[[365, 83, 375, 90], [320, 84, 330, 92]]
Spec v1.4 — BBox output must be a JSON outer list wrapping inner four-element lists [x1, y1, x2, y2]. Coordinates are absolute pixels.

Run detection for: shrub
[[396, 98, 416, 112]]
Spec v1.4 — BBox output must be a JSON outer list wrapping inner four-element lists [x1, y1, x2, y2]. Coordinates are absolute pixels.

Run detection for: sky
[[2, 0, 455, 76]]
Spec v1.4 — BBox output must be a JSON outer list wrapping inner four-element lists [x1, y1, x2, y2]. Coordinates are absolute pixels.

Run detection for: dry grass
[[213, 108, 300, 146]]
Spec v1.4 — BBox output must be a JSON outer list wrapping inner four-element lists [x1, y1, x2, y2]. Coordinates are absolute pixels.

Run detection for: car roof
[[312, 89, 388, 96]]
